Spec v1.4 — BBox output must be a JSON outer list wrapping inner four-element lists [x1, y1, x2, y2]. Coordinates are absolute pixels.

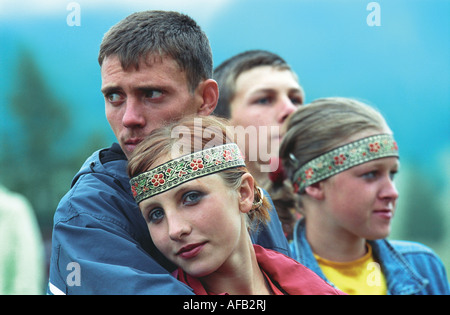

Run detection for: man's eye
[[144, 90, 163, 99], [255, 97, 271, 105], [107, 93, 124, 105], [148, 208, 165, 223]]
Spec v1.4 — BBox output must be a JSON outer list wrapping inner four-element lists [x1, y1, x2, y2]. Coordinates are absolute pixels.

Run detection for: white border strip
[[48, 282, 66, 295]]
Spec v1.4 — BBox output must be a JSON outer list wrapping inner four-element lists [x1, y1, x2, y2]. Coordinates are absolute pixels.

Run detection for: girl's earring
[[250, 187, 264, 211]]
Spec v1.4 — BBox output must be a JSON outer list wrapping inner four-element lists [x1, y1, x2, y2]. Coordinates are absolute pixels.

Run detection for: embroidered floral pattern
[[190, 158, 204, 171], [292, 134, 399, 193], [130, 143, 246, 203], [151, 174, 165, 187], [333, 154, 346, 165], [223, 150, 233, 161], [369, 142, 381, 153], [305, 168, 314, 179]]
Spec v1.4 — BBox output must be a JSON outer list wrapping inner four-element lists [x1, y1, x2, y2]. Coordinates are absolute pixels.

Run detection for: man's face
[[229, 66, 304, 168], [101, 54, 200, 159]]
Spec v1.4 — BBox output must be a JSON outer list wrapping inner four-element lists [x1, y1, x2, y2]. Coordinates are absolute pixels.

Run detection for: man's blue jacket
[[47, 143, 290, 294]]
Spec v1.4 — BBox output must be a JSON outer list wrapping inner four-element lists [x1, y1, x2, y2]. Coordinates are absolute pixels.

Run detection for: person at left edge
[[47, 10, 290, 294]]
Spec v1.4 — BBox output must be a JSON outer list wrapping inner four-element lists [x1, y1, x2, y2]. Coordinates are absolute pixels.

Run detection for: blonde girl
[[280, 97, 450, 295]]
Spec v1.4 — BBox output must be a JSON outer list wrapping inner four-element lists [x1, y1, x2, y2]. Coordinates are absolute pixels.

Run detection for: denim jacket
[[291, 219, 450, 295]]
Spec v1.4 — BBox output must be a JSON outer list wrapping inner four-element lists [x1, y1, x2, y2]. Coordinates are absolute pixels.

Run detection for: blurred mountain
[[1, 1, 448, 168]]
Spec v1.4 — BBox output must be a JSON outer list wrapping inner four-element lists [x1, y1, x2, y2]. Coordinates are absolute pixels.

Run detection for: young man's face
[[229, 66, 304, 168], [101, 54, 202, 159]]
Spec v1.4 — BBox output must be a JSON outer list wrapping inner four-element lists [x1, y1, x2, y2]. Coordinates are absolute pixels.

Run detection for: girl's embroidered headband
[[291, 134, 399, 193], [130, 143, 246, 203]]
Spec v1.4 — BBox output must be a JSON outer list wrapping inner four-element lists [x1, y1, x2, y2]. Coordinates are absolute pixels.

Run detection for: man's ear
[[237, 173, 255, 214], [196, 79, 219, 116], [304, 182, 325, 200]]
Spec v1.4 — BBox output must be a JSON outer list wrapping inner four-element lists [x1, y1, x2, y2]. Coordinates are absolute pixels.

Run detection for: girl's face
[[138, 173, 254, 277], [320, 156, 400, 241]]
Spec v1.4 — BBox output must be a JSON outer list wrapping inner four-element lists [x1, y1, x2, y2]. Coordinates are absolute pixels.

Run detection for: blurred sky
[[0, 0, 449, 172]]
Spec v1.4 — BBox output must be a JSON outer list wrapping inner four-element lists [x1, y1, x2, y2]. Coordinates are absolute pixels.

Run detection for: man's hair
[[213, 50, 296, 118], [98, 10, 213, 93]]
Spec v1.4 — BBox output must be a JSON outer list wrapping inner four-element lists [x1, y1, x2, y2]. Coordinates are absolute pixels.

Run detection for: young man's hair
[[98, 10, 213, 93], [213, 50, 297, 118]]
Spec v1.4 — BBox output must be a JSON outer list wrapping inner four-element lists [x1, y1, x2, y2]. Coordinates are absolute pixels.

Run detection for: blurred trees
[[0, 49, 107, 234], [401, 164, 446, 243], [391, 160, 449, 281], [391, 161, 446, 246]]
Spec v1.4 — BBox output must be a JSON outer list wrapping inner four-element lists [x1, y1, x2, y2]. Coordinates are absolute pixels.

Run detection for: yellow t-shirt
[[314, 243, 387, 295]]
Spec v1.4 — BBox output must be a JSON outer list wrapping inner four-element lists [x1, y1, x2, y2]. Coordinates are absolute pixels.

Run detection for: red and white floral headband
[[291, 134, 399, 193], [130, 143, 246, 203]]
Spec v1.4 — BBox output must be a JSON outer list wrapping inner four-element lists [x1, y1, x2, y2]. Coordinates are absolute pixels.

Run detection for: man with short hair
[[48, 11, 289, 295], [214, 50, 305, 241]]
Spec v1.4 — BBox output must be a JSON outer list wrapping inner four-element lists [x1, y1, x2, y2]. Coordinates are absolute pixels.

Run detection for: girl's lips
[[177, 242, 207, 259], [373, 210, 393, 220]]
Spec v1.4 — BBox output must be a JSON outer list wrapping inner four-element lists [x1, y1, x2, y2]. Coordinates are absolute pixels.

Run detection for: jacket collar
[[292, 219, 428, 295], [71, 143, 129, 188], [369, 239, 428, 294]]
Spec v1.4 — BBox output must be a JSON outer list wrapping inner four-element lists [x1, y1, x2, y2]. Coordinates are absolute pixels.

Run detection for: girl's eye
[[183, 191, 203, 206], [290, 96, 303, 105], [389, 170, 398, 180], [362, 170, 398, 181], [362, 171, 378, 180], [148, 208, 165, 223]]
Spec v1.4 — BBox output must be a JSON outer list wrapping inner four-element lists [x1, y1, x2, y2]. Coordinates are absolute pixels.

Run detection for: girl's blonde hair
[[127, 115, 271, 230]]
